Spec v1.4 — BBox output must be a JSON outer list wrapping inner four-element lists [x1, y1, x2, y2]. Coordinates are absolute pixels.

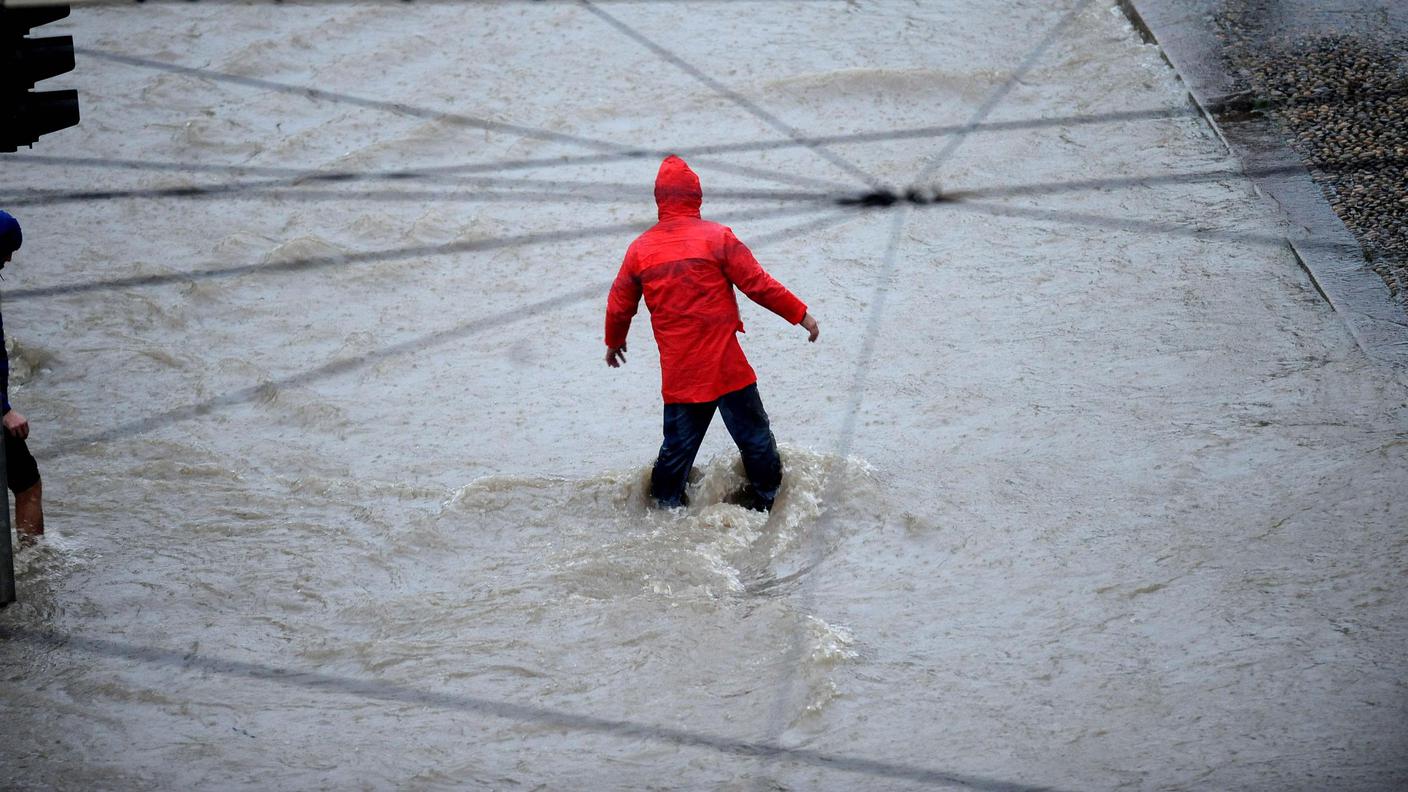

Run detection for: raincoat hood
[[654, 155, 702, 220], [606, 158, 809, 403], [0, 211, 20, 255]]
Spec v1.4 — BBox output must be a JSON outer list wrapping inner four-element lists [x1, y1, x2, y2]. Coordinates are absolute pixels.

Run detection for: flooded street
[[2, 1, 1406, 789]]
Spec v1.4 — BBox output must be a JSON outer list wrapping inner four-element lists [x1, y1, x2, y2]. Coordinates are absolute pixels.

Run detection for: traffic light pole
[[1, 3, 80, 152]]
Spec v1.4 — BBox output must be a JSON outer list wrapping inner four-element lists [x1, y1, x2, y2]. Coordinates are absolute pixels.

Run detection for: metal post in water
[[0, 435, 13, 606]]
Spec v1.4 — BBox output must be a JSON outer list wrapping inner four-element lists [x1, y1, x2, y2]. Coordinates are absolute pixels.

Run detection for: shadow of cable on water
[[0, 627, 1070, 792]]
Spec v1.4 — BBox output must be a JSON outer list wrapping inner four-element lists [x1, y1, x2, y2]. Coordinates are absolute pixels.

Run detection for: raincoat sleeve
[[604, 247, 642, 348], [720, 229, 807, 324]]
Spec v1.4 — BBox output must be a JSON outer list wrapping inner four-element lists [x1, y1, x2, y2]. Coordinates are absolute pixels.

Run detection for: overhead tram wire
[[932, 155, 1408, 202], [0, 181, 838, 208], [914, 9, 1095, 187], [1, 626, 1071, 792], [4, 145, 856, 193], [752, 0, 1098, 783], [13, 78, 1408, 194], [72, 48, 632, 152], [12, 150, 1407, 214], [2, 170, 1317, 308], [942, 200, 1302, 249], [0, 107, 1205, 186], [579, 0, 887, 193], [42, 202, 866, 459], [6, 0, 852, 6], [73, 47, 854, 194], [745, 208, 862, 248], [6, 203, 829, 301], [12, 82, 1403, 190], [6, 3, 1290, 785]]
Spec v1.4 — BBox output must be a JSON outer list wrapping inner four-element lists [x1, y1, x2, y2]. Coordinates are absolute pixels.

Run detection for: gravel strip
[[1218, 8, 1408, 305]]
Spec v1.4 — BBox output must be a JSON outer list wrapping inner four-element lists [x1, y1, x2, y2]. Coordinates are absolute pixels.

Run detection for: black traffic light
[[1, 4, 80, 152]]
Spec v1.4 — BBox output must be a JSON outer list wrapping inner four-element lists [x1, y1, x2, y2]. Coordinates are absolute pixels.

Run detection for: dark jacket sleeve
[[1, 309, 10, 414], [719, 228, 807, 324], [604, 246, 642, 348]]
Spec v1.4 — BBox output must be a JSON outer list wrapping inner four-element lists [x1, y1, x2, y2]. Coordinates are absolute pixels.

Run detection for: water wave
[[441, 446, 880, 603]]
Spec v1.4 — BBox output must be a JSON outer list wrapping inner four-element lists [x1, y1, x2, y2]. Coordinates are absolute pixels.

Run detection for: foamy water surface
[[2, 1, 1406, 790]]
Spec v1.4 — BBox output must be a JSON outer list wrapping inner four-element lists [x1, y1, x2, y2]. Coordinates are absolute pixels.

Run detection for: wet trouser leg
[[717, 384, 782, 507], [650, 400, 717, 508]]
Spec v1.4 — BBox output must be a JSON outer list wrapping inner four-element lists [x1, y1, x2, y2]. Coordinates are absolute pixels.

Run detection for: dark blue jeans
[[651, 383, 782, 509]]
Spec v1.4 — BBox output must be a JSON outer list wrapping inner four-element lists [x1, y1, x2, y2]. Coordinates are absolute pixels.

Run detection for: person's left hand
[[3, 410, 29, 440], [800, 312, 819, 342], [605, 343, 628, 368]]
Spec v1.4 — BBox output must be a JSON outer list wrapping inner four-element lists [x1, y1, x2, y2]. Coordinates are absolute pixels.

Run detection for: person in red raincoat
[[604, 155, 819, 510]]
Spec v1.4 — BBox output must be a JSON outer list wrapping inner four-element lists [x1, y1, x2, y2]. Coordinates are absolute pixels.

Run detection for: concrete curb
[[1117, 0, 1408, 372]]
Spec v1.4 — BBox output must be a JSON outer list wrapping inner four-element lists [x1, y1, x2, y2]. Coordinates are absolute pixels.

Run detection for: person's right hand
[[800, 312, 819, 342], [605, 343, 628, 368], [3, 410, 29, 440]]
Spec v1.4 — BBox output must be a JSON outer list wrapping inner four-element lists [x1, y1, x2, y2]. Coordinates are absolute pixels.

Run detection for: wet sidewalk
[[1122, 0, 1408, 366]]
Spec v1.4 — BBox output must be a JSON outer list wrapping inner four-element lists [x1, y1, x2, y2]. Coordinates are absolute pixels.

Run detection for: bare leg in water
[[15, 480, 43, 546]]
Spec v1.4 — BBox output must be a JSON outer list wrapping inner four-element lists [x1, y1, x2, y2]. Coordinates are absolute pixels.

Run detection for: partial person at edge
[[0, 211, 46, 545]]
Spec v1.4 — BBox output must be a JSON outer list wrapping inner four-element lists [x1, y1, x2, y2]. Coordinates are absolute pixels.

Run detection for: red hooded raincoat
[[605, 156, 808, 404]]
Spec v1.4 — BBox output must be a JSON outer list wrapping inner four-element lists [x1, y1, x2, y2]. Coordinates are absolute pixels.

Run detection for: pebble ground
[[1218, 3, 1408, 304]]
